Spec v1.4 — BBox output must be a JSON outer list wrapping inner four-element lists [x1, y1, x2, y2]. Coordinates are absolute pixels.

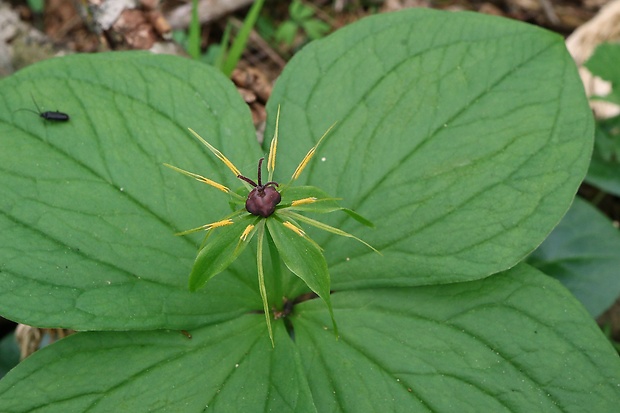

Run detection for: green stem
[[222, 0, 266, 76], [188, 0, 201, 60], [214, 22, 232, 71], [256, 221, 274, 347]]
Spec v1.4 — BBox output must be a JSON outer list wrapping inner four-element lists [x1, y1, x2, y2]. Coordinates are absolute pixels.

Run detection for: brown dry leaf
[[231, 66, 272, 102], [112, 9, 157, 50], [15, 324, 74, 360]]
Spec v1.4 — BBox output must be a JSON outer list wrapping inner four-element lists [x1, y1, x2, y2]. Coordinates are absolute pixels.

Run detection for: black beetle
[[16, 95, 70, 122]]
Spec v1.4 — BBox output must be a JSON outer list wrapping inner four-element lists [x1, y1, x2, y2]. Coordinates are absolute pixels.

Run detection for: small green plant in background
[[586, 43, 620, 106], [0, 9, 619, 412], [274, 0, 331, 47], [582, 43, 620, 195], [26, 0, 44, 13], [176, 0, 265, 76], [186, 0, 201, 59]]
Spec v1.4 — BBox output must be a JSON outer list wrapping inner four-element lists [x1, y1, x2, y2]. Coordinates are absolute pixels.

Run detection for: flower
[[165, 106, 377, 345]]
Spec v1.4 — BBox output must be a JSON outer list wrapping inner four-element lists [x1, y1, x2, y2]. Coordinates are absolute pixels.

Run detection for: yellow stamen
[[282, 221, 305, 237], [206, 219, 234, 229], [291, 148, 316, 181], [175, 219, 233, 236], [199, 178, 229, 193], [163, 163, 230, 193], [187, 128, 241, 177], [240, 224, 255, 241], [267, 105, 280, 177], [291, 197, 317, 207], [291, 122, 337, 181]]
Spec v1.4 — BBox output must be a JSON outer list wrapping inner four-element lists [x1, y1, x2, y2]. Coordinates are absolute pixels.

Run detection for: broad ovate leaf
[[0, 52, 262, 330], [528, 197, 620, 317], [293, 265, 620, 412], [0, 318, 315, 412], [267, 9, 593, 287], [1, 265, 618, 412]]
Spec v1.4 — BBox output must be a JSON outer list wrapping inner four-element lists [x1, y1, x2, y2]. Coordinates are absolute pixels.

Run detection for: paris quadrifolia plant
[[164, 106, 379, 346]]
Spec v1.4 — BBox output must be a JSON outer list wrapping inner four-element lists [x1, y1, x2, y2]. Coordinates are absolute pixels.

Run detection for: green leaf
[[279, 186, 374, 227], [585, 114, 620, 196], [0, 10, 614, 413], [0, 333, 19, 379], [0, 52, 262, 330], [279, 210, 378, 253], [275, 21, 299, 45], [290, 0, 315, 22], [301, 19, 330, 40], [26, 0, 44, 13], [593, 115, 620, 163], [188, 215, 258, 291], [528, 197, 620, 317], [584, 43, 620, 81], [293, 265, 620, 412], [266, 217, 337, 334], [0, 318, 317, 412], [266, 9, 593, 288], [280, 185, 348, 212], [1, 265, 618, 412], [584, 43, 620, 105], [279, 185, 334, 204], [254, 220, 274, 346]]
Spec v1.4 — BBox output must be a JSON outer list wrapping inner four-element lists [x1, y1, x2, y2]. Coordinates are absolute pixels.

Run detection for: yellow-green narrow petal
[[290, 197, 318, 207], [267, 105, 281, 182], [256, 221, 275, 347], [164, 163, 231, 194], [175, 218, 234, 236], [280, 210, 380, 254], [187, 128, 242, 177], [291, 122, 337, 182]]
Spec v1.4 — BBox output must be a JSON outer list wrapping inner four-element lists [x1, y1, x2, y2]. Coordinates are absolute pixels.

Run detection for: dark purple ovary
[[245, 186, 281, 217]]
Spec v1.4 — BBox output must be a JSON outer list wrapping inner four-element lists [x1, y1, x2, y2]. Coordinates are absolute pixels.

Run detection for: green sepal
[[195, 208, 248, 250], [189, 215, 260, 291], [254, 220, 274, 346], [340, 208, 374, 228], [279, 210, 380, 254], [265, 216, 338, 336], [228, 193, 246, 211], [279, 185, 340, 210], [230, 186, 249, 207], [279, 185, 374, 227]]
